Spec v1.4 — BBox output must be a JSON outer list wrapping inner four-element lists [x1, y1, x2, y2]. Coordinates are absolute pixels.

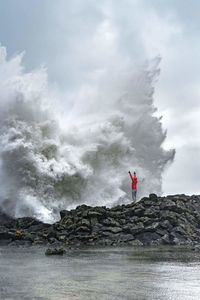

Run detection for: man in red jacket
[[128, 171, 138, 203]]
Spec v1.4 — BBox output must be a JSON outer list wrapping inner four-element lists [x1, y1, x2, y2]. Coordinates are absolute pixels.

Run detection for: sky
[[0, 0, 200, 195]]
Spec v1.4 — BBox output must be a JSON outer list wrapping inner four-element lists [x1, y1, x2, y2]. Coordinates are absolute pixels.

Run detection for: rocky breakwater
[[1, 194, 200, 247]]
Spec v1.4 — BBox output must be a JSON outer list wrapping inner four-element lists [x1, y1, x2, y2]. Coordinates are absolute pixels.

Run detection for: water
[[0, 46, 175, 222], [0, 246, 200, 300]]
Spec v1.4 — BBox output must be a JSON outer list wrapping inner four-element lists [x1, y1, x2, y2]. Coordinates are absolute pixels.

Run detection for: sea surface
[[0, 246, 200, 300]]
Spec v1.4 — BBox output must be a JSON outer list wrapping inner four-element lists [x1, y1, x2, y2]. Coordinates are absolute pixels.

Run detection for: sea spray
[[0, 46, 175, 222]]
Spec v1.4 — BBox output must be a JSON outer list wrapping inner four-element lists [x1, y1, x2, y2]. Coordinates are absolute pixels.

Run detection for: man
[[128, 171, 138, 203]]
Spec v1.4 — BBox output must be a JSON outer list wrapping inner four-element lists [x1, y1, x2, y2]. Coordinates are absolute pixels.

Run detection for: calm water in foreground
[[0, 246, 200, 300]]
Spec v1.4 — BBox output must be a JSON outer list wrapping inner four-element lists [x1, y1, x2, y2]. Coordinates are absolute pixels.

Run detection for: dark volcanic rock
[[52, 194, 200, 247], [45, 247, 66, 256], [149, 193, 158, 201], [1, 194, 200, 247]]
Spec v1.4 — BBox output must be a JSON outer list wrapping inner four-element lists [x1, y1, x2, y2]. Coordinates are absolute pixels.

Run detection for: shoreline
[[1, 193, 200, 248]]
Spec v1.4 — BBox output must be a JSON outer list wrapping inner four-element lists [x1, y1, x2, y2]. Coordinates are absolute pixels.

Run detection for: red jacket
[[129, 173, 138, 191]]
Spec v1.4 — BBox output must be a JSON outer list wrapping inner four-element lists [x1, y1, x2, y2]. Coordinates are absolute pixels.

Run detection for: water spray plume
[[0, 46, 175, 222]]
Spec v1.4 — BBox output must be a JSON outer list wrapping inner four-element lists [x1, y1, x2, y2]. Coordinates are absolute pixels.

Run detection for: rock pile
[[1, 194, 200, 247]]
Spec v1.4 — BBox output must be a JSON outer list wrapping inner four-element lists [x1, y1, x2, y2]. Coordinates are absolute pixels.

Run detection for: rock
[[145, 222, 160, 232], [135, 232, 161, 245], [161, 234, 171, 245], [33, 237, 46, 245], [133, 207, 145, 217], [16, 217, 43, 229], [60, 210, 70, 219], [76, 204, 90, 211], [57, 235, 67, 242], [78, 218, 90, 227], [60, 217, 74, 227], [109, 211, 123, 218], [101, 218, 120, 227], [101, 226, 122, 234], [145, 206, 160, 217], [28, 223, 50, 232], [0, 227, 15, 240], [45, 228, 58, 239], [117, 234, 134, 243], [149, 194, 158, 201], [142, 217, 156, 226], [161, 210, 178, 226], [1, 194, 200, 247], [96, 238, 113, 246], [45, 247, 66, 256], [156, 228, 169, 237], [90, 217, 99, 226], [127, 239, 143, 246], [130, 223, 144, 235], [160, 220, 173, 231], [87, 211, 104, 218], [75, 225, 91, 233], [161, 199, 176, 210], [192, 245, 200, 251]]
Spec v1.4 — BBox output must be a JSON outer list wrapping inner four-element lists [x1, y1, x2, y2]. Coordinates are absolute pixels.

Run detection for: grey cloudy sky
[[0, 0, 200, 195]]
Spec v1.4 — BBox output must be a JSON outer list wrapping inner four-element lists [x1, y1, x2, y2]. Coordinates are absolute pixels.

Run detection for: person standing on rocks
[[128, 171, 138, 203]]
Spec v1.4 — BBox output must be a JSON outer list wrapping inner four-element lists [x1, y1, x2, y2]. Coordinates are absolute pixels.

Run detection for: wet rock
[[144, 207, 160, 218], [75, 225, 91, 233], [149, 194, 158, 201], [156, 228, 169, 237], [160, 220, 173, 231], [160, 211, 178, 226], [90, 217, 99, 226], [28, 223, 50, 232], [2, 194, 200, 247], [133, 207, 145, 217], [127, 239, 143, 246], [0, 227, 15, 240], [78, 218, 90, 227], [135, 232, 161, 245], [117, 234, 134, 243], [192, 244, 200, 251], [33, 237, 46, 245], [60, 217, 74, 227], [161, 234, 171, 245], [101, 218, 120, 227], [60, 210, 70, 219], [87, 210, 101, 217], [145, 222, 160, 231], [45, 247, 66, 256], [16, 217, 43, 229], [101, 226, 122, 234]]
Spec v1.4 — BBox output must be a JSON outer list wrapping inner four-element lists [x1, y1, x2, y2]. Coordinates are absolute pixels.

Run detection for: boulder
[[149, 194, 158, 201], [60, 210, 70, 219], [45, 247, 66, 256]]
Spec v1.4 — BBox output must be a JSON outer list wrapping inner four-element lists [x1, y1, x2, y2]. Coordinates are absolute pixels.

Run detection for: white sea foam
[[0, 46, 175, 222]]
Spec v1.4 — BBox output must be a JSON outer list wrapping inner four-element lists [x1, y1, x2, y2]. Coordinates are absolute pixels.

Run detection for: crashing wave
[[0, 46, 175, 222]]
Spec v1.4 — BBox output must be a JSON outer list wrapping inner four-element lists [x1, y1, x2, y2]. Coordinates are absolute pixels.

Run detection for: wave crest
[[0, 47, 175, 222]]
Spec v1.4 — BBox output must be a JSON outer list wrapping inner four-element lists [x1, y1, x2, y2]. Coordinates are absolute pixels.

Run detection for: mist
[[0, 46, 174, 222]]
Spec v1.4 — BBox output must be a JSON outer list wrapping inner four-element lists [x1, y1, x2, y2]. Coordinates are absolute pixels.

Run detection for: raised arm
[[128, 171, 133, 180]]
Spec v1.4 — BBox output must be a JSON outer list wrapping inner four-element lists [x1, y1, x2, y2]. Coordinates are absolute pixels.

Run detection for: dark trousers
[[132, 190, 137, 203]]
